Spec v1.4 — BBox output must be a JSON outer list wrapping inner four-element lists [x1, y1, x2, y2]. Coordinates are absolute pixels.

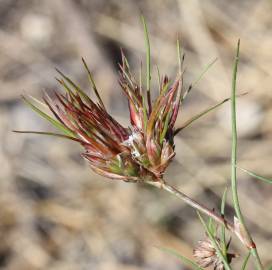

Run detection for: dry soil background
[[0, 0, 272, 269]]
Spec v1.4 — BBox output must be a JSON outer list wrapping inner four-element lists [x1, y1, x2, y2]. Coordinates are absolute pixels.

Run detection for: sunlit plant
[[15, 17, 271, 270]]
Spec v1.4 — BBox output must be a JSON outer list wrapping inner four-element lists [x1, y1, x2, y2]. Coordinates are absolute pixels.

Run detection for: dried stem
[[146, 180, 263, 260], [146, 181, 235, 233]]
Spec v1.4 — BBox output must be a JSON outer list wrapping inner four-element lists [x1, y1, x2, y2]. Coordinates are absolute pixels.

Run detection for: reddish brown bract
[[22, 54, 182, 183], [119, 54, 182, 180]]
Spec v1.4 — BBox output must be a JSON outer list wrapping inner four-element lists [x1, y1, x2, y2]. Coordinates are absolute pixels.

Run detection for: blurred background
[[0, 0, 272, 269]]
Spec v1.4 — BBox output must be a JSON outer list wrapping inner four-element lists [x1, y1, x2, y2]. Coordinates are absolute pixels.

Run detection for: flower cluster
[[21, 53, 182, 183], [193, 237, 236, 270]]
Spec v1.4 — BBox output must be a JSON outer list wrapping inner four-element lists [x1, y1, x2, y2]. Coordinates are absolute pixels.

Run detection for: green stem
[[220, 187, 228, 257], [231, 40, 263, 270]]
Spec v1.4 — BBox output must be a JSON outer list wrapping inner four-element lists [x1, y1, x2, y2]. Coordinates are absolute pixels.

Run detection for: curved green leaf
[[22, 95, 75, 138], [241, 252, 251, 270], [237, 166, 272, 184], [159, 247, 204, 270]]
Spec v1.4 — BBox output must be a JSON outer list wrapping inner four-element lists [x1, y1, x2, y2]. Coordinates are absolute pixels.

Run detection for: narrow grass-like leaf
[[56, 78, 75, 97], [231, 40, 252, 247], [139, 62, 148, 131], [13, 130, 81, 142], [22, 96, 75, 137], [231, 39, 243, 222], [119, 63, 135, 88], [197, 212, 233, 270], [237, 166, 272, 184], [82, 57, 105, 109], [28, 95, 48, 109], [177, 39, 183, 76], [160, 108, 172, 144], [220, 187, 228, 256], [120, 49, 131, 69], [208, 216, 216, 237], [220, 188, 228, 216], [208, 216, 213, 232], [175, 97, 231, 135], [231, 40, 263, 270], [158, 247, 204, 270], [241, 252, 251, 270], [161, 79, 170, 95], [139, 61, 143, 96], [182, 58, 217, 101], [56, 68, 93, 105], [191, 58, 217, 88], [156, 64, 161, 93], [141, 15, 151, 112]]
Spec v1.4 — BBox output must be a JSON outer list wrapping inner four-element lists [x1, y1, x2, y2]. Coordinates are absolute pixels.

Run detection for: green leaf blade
[[22, 96, 76, 138], [220, 187, 228, 256], [56, 68, 93, 106], [238, 166, 272, 184], [82, 57, 105, 109], [181, 58, 217, 102], [241, 252, 251, 270], [159, 247, 204, 270], [141, 15, 151, 112], [175, 96, 231, 135], [12, 130, 81, 142]]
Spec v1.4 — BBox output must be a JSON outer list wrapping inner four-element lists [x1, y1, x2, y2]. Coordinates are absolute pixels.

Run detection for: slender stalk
[[231, 40, 263, 270], [241, 252, 251, 270], [220, 187, 228, 257], [146, 181, 235, 233], [146, 179, 264, 267]]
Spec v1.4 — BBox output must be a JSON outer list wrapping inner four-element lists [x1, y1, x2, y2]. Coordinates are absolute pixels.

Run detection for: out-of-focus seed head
[[193, 237, 236, 270]]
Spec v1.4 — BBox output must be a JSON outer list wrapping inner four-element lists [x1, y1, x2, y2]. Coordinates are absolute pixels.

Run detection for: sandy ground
[[0, 0, 272, 269]]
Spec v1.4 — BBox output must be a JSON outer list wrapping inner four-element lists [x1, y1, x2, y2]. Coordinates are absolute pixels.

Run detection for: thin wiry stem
[[146, 181, 235, 233], [146, 179, 264, 266], [231, 40, 263, 270], [220, 187, 228, 257]]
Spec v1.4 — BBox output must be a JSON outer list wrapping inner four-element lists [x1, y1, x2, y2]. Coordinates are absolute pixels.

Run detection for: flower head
[[193, 237, 236, 270], [15, 13, 185, 185], [119, 52, 182, 180], [17, 52, 182, 183]]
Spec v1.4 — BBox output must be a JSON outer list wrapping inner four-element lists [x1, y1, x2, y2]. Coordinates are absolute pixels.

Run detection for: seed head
[[17, 49, 183, 183], [193, 237, 236, 270]]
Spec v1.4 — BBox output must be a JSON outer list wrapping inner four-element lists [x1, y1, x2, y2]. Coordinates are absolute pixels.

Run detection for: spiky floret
[[119, 50, 182, 179], [15, 19, 224, 182], [17, 53, 182, 182]]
